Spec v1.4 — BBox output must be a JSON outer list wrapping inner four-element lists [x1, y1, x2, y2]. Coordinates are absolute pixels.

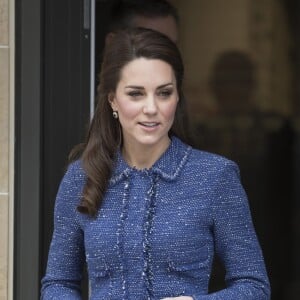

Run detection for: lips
[[139, 122, 160, 128]]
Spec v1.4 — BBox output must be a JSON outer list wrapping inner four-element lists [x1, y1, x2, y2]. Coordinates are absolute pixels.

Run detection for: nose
[[143, 96, 158, 115]]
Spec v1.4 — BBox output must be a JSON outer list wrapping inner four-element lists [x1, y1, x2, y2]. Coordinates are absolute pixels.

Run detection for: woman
[[41, 28, 270, 299]]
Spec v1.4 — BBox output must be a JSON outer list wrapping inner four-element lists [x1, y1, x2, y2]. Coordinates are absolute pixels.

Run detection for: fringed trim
[[152, 146, 192, 181], [110, 169, 131, 186], [142, 174, 159, 299], [116, 177, 130, 299]]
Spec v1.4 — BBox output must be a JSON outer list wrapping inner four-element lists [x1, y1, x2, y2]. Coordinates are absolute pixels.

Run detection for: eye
[[127, 90, 143, 98], [158, 89, 173, 98]]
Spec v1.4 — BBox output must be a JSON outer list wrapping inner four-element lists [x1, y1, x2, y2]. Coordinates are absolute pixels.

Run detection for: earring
[[112, 111, 119, 119]]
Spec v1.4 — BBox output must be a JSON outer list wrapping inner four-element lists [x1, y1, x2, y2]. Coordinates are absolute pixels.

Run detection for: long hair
[[72, 28, 190, 216]]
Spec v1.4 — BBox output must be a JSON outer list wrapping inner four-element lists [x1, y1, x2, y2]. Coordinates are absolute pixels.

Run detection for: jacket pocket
[[167, 244, 210, 279]]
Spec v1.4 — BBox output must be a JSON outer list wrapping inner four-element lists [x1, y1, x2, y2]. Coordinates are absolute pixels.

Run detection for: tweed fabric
[[41, 136, 270, 299]]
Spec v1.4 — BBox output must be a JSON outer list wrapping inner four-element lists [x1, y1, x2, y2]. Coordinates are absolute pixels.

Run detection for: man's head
[[107, 0, 179, 43]]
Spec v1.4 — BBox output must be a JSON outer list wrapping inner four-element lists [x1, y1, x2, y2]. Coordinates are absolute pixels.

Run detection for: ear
[[105, 32, 115, 46]]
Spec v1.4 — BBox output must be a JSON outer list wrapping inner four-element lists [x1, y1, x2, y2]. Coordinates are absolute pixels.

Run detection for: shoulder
[[171, 138, 241, 186], [186, 149, 247, 208], [65, 160, 86, 184], [173, 136, 239, 176], [54, 160, 86, 215], [187, 146, 239, 175], [56, 160, 86, 198]]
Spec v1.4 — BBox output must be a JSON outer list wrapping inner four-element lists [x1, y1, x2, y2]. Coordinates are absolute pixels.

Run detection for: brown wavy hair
[[71, 28, 190, 216]]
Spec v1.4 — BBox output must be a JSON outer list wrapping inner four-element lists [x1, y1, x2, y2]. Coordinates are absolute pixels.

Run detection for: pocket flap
[[168, 244, 209, 271]]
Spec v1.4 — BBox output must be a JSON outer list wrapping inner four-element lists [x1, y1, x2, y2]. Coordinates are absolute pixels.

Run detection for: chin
[[137, 136, 169, 147]]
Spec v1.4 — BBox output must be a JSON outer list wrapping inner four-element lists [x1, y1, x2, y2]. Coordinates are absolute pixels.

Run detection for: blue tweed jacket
[[41, 136, 270, 299]]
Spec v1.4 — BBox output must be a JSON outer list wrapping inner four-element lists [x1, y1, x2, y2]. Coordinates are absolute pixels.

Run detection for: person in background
[[107, 0, 179, 44], [41, 27, 270, 299], [196, 50, 293, 296]]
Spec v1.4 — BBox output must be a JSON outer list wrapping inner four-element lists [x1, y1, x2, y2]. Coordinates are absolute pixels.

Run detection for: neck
[[122, 138, 171, 170]]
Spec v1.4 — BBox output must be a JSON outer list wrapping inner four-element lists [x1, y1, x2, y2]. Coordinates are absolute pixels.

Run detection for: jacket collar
[[110, 136, 192, 185]]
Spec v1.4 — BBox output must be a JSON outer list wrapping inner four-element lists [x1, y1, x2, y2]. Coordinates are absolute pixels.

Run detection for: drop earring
[[112, 111, 119, 119]]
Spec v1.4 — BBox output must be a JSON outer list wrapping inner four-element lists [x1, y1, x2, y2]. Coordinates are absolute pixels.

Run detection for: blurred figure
[[199, 51, 262, 157], [210, 50, 257, 116], [107, 0, 179, 43], [196, 49, 293, 300]]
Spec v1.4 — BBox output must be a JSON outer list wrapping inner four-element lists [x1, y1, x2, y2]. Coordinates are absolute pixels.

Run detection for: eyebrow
[[125, 83, 174, 89]]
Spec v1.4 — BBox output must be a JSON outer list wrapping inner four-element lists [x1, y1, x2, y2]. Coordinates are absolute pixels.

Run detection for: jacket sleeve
[[41, 162, 85, 299], [194, 162, 271, 300]]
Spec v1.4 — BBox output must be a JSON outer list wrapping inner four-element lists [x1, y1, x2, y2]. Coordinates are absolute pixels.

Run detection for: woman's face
[[110, 57, 179, 151]]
